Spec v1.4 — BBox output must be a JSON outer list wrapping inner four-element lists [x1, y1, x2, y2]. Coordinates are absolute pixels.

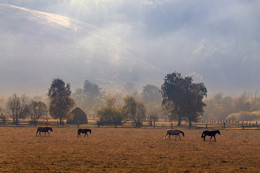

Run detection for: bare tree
[[29, 101, 48, 126], [123, 96, 146, 127], [6, 94, 30, 125]]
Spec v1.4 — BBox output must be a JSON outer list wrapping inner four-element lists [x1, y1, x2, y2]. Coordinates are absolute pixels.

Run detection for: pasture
[[0, 127, 259, 172]]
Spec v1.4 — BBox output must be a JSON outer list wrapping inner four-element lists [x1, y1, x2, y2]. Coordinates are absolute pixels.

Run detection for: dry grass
[[0, 127, 259, 173]]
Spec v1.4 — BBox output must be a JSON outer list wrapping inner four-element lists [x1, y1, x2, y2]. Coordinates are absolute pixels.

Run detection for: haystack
[[67, 107, 88, 124]]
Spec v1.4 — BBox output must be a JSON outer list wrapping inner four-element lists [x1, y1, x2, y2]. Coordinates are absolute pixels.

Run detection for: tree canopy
[[48, 78, 74, 124], [123, 96, 146, 127], [161, 72, 207, 128], [72, 80, 105, 117], [97, 98, 125, 127]]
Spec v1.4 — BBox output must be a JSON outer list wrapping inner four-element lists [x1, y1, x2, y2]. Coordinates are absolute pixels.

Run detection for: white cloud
[[0, 0, 260, 96]]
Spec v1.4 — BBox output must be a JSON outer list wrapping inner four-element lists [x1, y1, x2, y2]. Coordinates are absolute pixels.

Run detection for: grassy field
[[0, 126, 259, 172]]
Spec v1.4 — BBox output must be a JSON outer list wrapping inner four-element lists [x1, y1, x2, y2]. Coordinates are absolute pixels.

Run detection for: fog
[[0, 0, 259, 97]]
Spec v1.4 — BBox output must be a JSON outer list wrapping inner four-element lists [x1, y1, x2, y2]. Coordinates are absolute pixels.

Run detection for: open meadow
[[0, 126, 259, 173]]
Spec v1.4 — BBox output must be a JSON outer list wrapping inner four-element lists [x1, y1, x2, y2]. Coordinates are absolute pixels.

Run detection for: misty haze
[[0, 1, 260, 173]]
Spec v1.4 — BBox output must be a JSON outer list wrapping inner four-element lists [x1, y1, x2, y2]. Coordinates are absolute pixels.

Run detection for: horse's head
[[49, 127, 53, 132], [182, 131, 185, 137], [217, 130, 220, 135], [88, 129, 92, 134]]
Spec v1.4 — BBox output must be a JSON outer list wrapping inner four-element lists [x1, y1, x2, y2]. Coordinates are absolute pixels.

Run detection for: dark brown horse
[[77, 129, 91, 137], [36, 127, 53, 136], [201, 130, 220, 141], [165, 129, 185, 140]]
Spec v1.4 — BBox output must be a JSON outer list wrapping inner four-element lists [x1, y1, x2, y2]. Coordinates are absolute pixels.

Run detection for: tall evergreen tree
[[48, 78, 74, 124]]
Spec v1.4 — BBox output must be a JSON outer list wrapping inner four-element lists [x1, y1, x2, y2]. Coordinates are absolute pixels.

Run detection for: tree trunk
[[59, 117, 62, 125], [189, 120, 192, 129], [177, 119, 181, 126]]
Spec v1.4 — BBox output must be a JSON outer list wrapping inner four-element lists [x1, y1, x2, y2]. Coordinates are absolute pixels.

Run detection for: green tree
[[48, 78, 74, 125], [161, 72, 207, 128], [123, 96, 146, 127], [29, 101, 48, 126], [97, 98, 125, 127]]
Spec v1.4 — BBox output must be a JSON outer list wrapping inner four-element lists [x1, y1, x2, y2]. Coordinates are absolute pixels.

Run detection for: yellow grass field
[[0, 126, 259, 172]]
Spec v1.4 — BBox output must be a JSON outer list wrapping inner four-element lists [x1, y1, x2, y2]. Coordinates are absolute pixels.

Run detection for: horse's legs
[[178, 134, 181, 141], [175, 135, 177, 141], [214, 135, 216, 142], [47, 131, 50, 136], [210, 136, 212, 141], [36, 131, 38, 136]]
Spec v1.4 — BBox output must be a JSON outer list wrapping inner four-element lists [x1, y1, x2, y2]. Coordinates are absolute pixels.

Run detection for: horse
[[164, 129, 185, 140], [36, 127, 53, 136], [201, 130, 220, 141], [77, 128, 91, 137]]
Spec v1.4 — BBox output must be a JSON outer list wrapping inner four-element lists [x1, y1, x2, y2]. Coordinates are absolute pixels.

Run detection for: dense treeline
[[0, 74, 259, 126], [204, 92, 260, 121]]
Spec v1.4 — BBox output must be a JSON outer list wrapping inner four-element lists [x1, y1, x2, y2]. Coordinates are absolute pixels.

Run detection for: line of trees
[[204, 92, 260, 121], [5, 94, 48, 126], [4, 71, 259, 127], [1, 72, 209, 128]]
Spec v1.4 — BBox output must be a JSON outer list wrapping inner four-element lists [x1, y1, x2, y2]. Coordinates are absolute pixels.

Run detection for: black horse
[[77, 128, 91, 137], [36, 127, 53, 136], [201, 130, 220, 141]]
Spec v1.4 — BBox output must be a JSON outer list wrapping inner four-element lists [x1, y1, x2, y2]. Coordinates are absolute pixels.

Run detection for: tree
[[141, 84, 162, 116], [123, 96, 146, 127], [161, 72, 207, 128], [72, 80, 105, 118], [204, 93, 234, 120], [97, 98, 125, 127], [48, 78, 74, 125], [6, 94, 30, 125], [148, 113, 159, 128], [29, 101, 48, 126]]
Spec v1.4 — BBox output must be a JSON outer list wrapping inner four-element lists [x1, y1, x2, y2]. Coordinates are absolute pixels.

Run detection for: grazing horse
[[165, 129, 185, 140], [36, 127, 53, 136], [77, 128, 91, 137], [201, 130, 220, 141]]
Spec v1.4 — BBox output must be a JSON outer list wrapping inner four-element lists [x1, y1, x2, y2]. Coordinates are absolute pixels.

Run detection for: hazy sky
[[0, 0, 259, 97]]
